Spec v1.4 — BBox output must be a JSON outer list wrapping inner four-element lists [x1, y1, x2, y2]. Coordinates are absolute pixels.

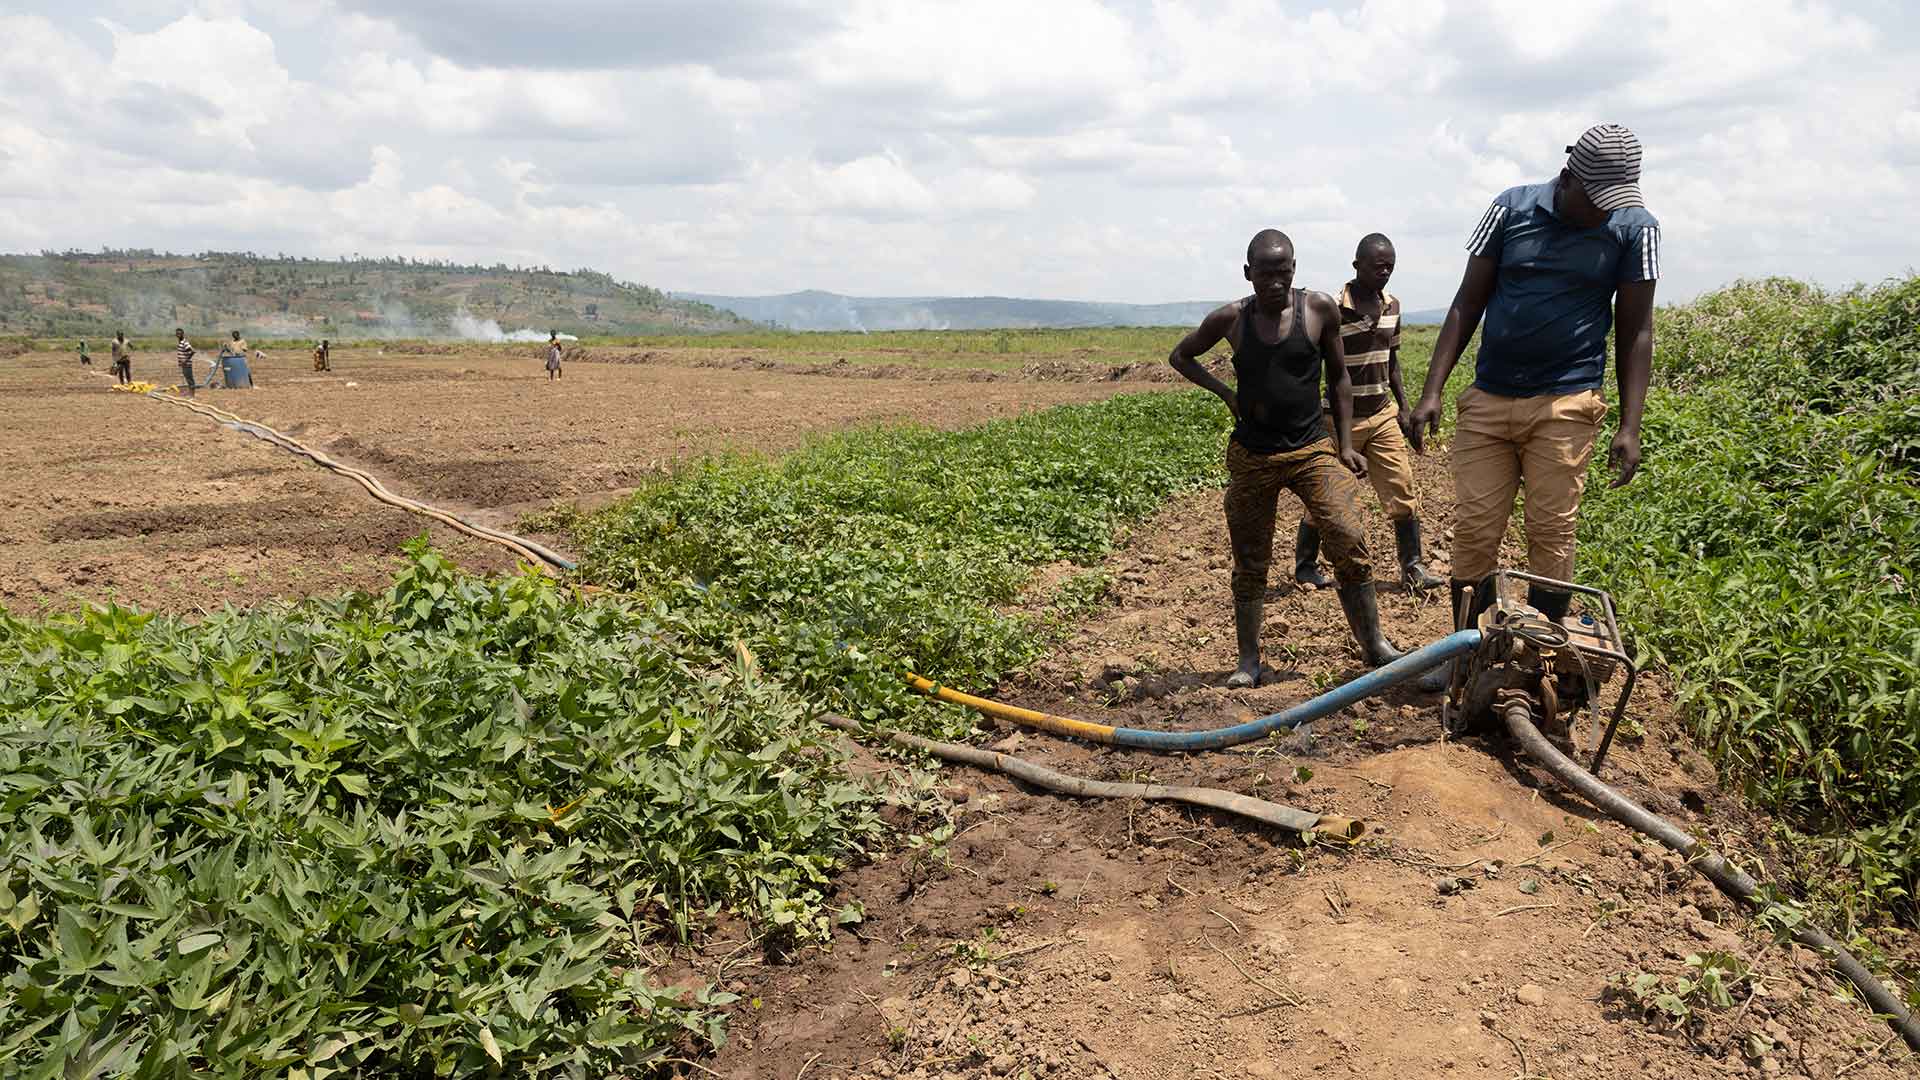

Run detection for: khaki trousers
[[1224, 438, 1373, 601], [1450, 386, 1608, 583], [1320, 406, 1419, 522]]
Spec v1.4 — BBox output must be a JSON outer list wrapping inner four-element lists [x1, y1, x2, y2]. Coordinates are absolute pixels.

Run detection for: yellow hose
[[905, 672, 1120, 744]]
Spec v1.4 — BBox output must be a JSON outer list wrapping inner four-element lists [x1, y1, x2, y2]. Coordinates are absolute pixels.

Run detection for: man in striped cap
[[1295, 233, 1446, 593], [1409, 123, 1659, 628]]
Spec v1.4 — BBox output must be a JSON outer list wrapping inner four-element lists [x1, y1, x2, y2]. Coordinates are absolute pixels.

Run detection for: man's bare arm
[[1409, 255, 1499, 443], [1386, 342, 1417, 448], [1316, 293, 1367, 478], [1609, 279, 1656, 487], [1169, 303, 1243, 419]]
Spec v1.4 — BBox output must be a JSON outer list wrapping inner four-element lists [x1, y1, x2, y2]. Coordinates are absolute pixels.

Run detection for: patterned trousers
[[1224, 437, 1373, 601]]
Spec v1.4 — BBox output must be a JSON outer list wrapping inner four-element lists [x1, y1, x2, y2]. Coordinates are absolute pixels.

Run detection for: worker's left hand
[[1397, 408, 1422, 452], [1608, 428, 1641, 487], [1339, 447, 1368, 479]]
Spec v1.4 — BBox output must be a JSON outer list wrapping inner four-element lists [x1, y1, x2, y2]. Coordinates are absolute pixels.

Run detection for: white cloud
[[0, 1, 1917, 306], [98, 14, 292, 143]]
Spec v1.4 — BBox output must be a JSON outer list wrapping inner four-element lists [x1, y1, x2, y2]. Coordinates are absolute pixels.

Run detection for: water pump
[[1443, 570, 1639, 773]]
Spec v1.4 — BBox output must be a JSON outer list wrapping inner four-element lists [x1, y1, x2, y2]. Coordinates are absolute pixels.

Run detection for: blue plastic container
[[219, 353, 253, 388]]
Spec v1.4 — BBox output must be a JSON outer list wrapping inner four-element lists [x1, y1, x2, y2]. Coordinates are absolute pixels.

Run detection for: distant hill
[[1404, 308, 1445, 326], [679, 289, 1220, 332], [0, 251, 758, 339]]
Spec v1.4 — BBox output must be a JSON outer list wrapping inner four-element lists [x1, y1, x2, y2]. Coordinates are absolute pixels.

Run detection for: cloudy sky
[[2, 1, 1916, 309]]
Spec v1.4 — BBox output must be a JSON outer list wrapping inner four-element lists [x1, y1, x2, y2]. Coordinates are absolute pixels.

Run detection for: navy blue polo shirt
[[1466, 180, 1661, 397]]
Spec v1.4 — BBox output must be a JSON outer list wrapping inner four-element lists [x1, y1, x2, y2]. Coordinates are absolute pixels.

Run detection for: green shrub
[[0, 544, 877, 1077], [1581, 276, 1920, 924], [571, 390, 1231, 716]]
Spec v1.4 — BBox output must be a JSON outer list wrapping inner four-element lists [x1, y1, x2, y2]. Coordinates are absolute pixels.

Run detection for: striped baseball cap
[[1564, 123, 1644, 211]]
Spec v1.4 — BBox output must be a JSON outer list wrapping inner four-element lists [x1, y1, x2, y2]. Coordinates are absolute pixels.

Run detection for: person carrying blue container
[[217, 330, 254, 388]]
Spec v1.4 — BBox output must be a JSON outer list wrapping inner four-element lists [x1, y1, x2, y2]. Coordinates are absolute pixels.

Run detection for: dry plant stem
[[855, 989, 893, 1030], [1515, 837, 1585, 867], [1166, 873, 1195, 896], [1493, 1028, 1529, 1078], [794, 1051, 822, 1080], [937, 1003, 973, 1047], [1208, 908, 1244, 936], [1201, 928, 1303, 1008], [1494, 902, 1559, 917], [1329, 766, 1394, 791], [1833, 1035, 1899, 1077], [995, 938, 1064, 963], [663, 1058, 727, 1079]]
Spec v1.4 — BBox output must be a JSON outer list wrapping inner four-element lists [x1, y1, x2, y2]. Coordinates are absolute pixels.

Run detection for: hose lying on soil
[[1498, 699, 1920, 1054], [821, 713, 1364, 840], [140, 390, 577, 573], [906, 630, 1481, 751]]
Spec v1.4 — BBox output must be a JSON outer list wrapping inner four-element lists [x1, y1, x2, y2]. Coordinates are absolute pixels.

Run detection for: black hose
[[1499, 700, 1920, 1052]]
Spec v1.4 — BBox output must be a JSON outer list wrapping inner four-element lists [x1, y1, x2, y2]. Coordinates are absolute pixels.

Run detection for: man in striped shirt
[[1410, 123, 1659, 628], [1297, 233, 1444, 591], [174, 328, 197, 397]]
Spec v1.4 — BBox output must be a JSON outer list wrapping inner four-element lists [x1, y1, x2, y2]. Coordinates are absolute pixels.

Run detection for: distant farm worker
[[77, 340, 92, 368], [174, 328, 197, 397], [1409, 123, 1659, 627], [217, 330, 254, 389], [1170, 229, 1405, 689], [545, 331, 563, 381], [313, 338, 331, 372], [1295, 233, 1445, 592], [110, 331, 131, 384]]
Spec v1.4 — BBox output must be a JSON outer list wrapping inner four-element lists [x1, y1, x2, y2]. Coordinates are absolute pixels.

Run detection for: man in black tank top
[[1169, 230, 1409, 688]]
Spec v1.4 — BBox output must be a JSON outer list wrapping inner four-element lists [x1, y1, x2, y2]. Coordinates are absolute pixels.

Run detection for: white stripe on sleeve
[[1466, 204, 1507, 256]]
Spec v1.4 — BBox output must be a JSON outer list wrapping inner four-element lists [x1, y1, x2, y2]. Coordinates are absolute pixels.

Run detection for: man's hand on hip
[[1608, 428, 1641, 487]]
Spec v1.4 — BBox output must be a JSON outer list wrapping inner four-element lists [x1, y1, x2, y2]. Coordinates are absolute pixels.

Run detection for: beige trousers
[[1321, 406, 1418, 522], [1450, 386, 1608, 583]]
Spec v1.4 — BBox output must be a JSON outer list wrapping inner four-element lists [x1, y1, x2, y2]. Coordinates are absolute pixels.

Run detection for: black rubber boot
[[1336, 582, 1403, 667], [1227, 600, 1262, 688], [1394, 518, 1446, 591], [1293, 524, 1333, 588], [1527, 584, 1572, 623]]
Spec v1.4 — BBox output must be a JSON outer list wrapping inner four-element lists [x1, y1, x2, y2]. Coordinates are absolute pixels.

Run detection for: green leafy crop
[[569, 390, 1230, 732], [1581, 276, 1920, 924], [0, 544, 877, 1077]]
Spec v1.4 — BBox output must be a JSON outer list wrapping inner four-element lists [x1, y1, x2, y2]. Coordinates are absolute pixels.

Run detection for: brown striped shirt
[[1324, 284, 1400, 418]]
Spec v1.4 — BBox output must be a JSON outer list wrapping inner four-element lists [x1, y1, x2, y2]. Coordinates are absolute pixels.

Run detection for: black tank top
[[1230, 289, 1326, 454]]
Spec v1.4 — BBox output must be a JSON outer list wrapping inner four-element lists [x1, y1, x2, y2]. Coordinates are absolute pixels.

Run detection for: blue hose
[[1102, 630, 1483, 751]]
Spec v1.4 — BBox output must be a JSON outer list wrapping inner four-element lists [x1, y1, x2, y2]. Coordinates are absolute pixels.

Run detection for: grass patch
[[1580, 277, 1920, 926]]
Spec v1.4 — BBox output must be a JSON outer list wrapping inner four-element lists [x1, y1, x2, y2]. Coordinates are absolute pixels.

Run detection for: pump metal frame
[[1451, 569, 1639, 773]]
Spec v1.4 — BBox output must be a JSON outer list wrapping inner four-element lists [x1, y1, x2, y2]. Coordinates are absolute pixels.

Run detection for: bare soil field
[[698, 462, 1916, 1079], [0, 345, 1172, 614], [6, 342, 1910, 1079]]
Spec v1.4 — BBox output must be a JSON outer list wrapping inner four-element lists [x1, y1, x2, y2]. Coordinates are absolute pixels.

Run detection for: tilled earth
[[7, 344, 1911, 1078], [0, 346, 1177, 614], [699, 467, 1916, 1079]]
